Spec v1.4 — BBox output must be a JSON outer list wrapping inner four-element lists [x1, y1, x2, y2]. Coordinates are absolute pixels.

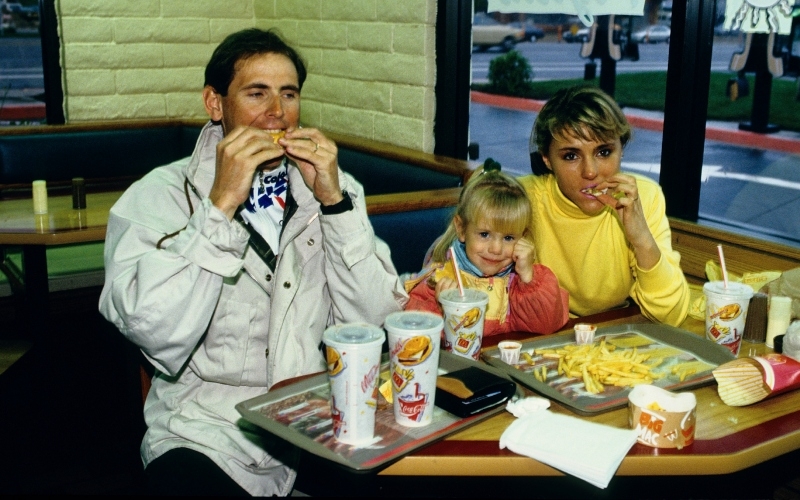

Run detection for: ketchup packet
[[712, 354, 800, 406]]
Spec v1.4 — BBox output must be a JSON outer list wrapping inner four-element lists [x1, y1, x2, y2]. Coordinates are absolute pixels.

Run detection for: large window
[[0, 0, 44, 126], [465, 2, 800, 248]]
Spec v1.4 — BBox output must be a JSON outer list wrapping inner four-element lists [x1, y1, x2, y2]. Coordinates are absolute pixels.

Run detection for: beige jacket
[[99, 122, 406, 495]]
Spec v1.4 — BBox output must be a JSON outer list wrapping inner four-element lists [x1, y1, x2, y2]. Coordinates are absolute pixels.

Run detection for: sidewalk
[[0, 87, 45, 121]]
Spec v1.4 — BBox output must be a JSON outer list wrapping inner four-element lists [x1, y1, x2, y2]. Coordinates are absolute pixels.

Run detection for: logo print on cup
[[392, 365, 414, 393], [326, 346, 345, 376], [331, 396, 344, 438], [449, 307, 481, 333], [396, 336, 433, 366], [454, 332, 478, 356], [398, 383, 429, 422]]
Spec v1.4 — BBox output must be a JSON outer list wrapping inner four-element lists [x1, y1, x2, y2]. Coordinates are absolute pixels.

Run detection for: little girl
[[404, 167, 569, 336]]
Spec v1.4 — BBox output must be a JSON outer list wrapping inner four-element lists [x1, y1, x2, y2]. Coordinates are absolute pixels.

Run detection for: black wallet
[[435, 367, 517, 418]]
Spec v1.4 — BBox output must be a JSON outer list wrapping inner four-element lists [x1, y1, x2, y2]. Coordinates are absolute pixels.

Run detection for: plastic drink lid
[[384, 311, 443, 336], [703, 281, 753, 297], [438, 288, 489, 305], [322, 323, 384, 346]]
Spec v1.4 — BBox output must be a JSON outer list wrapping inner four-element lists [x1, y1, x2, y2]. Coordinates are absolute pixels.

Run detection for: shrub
[[487, 50, 534, 96]]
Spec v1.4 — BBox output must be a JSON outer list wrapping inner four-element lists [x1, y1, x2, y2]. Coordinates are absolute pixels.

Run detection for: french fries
[[534, 337, 665, 394]]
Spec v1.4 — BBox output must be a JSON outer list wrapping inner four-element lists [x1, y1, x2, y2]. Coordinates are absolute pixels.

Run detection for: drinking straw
[[449, 245, 466, 297], [717, 244, 729, 289]]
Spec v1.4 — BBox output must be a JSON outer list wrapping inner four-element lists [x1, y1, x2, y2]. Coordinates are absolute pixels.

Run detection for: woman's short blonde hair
[[430, 168, 532, 263], [529, 85, 631, 175]]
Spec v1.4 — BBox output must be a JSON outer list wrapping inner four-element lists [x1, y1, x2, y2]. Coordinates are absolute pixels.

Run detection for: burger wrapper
[[712, 354, 800, 406]]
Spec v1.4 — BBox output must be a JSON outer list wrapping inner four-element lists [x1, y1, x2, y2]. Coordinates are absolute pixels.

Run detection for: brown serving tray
[[236, 350, 519, 471], [481, 323, 735, 416]]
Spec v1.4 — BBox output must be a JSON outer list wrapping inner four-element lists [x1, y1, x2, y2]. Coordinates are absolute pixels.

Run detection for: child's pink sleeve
[[506, 264, 569, 334], [405, 280, 444, 315]]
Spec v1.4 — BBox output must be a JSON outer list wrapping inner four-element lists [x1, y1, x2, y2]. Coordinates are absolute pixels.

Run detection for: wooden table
[[0, 191, 122, 338], [377, 307, 798, 478]]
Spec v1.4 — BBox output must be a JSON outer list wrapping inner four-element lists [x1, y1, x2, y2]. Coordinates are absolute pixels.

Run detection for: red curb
[[471, 90, 800, 155], [0, 103, 46, 121]]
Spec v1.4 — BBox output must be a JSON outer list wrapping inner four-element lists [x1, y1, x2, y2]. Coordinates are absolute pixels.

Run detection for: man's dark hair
[[204, 28, 307, 96]]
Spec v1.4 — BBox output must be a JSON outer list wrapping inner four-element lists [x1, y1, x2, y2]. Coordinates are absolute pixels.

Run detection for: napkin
[[499, 409, 638, 489]]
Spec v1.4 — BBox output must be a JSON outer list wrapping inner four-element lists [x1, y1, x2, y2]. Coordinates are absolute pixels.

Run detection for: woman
[[521, 85, 689, 326]]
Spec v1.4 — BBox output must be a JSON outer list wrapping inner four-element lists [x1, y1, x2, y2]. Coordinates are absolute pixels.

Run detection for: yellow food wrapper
[[688, 261, 782, 321]]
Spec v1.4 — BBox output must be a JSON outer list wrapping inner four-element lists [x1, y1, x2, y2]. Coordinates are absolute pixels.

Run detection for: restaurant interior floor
[[2, 287, 800, 498]]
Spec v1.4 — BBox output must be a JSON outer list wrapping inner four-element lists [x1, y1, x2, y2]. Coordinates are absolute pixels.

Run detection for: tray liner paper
[[435, 367, 517, 417]]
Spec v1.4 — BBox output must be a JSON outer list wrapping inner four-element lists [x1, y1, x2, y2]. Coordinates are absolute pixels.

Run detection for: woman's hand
[[594, 173, 660, 270], [512, 236, 537, 283], [279, 127, 342, 206]]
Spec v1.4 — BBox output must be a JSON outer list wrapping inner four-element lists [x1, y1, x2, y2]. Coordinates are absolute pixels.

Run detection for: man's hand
[[208, 126, 286, 220], [280, 127, 342, 206]]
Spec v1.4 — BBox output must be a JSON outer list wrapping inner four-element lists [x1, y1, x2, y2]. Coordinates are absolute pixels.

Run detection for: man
[[99, 28, 406, 496]]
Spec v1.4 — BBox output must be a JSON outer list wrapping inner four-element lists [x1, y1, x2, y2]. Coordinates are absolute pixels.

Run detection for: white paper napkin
[[499, 408, 638, 489]]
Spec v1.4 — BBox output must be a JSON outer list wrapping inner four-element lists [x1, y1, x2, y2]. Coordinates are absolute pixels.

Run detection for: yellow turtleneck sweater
[[519, 173, 689, 326]]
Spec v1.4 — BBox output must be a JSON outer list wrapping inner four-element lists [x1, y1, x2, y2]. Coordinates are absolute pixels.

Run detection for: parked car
[[563, 26, 590, 43], [631, 24, 671, 44], [472, 13, 525, 52], [508, 20, 545, 42]]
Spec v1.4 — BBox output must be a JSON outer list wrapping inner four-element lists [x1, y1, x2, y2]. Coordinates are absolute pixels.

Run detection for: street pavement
[[469, 93, 800, 249]]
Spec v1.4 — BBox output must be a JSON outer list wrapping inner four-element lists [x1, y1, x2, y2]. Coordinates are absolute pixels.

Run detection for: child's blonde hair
[[431, 168, 532, 263]]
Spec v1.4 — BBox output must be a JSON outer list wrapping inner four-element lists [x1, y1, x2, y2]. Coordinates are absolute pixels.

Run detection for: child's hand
[[513, 237, 537, 283], [435, 278, 458, 300]]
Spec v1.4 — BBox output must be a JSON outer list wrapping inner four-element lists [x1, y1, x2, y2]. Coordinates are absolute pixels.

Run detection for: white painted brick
[[67, 94, 167, 121], [392, 24, 433, 55], [391, 84, 434, 120], [377, 0, 434, 24], [116, 68, 201, 94], [299, 99, 322, 128], [59, 0, 160, 17], [64, 44, 164, 70], [114, 19, 211, 43], [320, 0, 376, 21], [347, 22, 391, 52], [60, 18, 114, 43], [374, 112, 425, 150], [346, 81, 391, 111], [163, 44, 215, 69], [297, 21, 347, 49], [301, 74, 345, 104], [210, 20, 258, 42], [254, 20, 300, 46], [161, 0, 254, 19], [253, 0, 277, 19], [320, 103, 374, 138], [276, 0, 322, 20], [64, 69, 116, 96], [166, 92, 207, 118]]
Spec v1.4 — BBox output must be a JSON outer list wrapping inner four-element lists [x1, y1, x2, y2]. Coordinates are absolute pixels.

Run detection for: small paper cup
[[628, 385, 697, 449], [498, 341, 522, 365], [574, 323, 597, 345]]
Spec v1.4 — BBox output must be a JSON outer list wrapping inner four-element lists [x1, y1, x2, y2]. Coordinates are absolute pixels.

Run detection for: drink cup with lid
[[703, 281, 753, 356], [322, 323, 385, 446], [438, 288, 489, 360], [384, 310, 443, 427]]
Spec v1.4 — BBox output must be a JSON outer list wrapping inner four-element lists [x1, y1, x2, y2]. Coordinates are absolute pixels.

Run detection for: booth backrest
[[670, 218, 800, 284], [0, 121, 471, 199]]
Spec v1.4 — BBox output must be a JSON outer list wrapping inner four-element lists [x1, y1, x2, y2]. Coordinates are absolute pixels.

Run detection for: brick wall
[[56, 0, 437, 152]]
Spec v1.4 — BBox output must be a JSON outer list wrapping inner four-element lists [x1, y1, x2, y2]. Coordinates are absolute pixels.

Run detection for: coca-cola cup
[[322, 323, 385, 446], [384, 311, 443, 427]]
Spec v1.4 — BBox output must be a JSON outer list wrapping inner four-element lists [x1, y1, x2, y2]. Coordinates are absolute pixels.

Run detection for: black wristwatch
[[320, 191, 353, 215]]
